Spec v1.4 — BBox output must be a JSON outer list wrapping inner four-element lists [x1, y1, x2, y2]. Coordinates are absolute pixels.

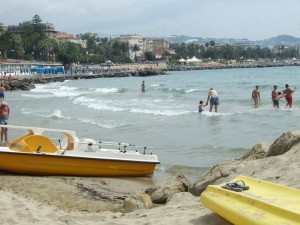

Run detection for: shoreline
[[2, 61, 300, 91]]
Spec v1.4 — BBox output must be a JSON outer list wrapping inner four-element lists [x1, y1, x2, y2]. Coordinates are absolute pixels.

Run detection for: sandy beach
[[0, 174, 228, 225], [1, 130, 300, 225]]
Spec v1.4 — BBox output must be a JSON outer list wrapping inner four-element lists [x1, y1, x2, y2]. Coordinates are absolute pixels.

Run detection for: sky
[[1, 0, 300, 41]]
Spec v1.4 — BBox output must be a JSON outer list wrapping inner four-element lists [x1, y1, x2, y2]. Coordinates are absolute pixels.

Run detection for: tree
[[209, 40, 216, 47], [144, 51, 155, 61], [0, 32, 24, 59], [0, 22, 4, 33], [38, 37, 58, 61], [132, 44, 140, 61], [57, 42, 82, 65]]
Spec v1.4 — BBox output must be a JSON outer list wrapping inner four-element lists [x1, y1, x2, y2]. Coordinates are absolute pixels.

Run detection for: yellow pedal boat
[[0, 125, 160, 176], [200, 175, 300, 225]]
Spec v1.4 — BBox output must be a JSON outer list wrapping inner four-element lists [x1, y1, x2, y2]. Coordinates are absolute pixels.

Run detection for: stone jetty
[[3, 69, 166, 91]]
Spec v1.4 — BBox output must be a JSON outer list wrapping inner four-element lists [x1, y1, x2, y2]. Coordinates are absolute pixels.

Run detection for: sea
[[6, 66, 300, 182]]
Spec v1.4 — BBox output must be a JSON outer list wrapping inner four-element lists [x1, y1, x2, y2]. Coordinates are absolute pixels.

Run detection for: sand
[[0, 172, 231, 225], [1, 136, 299, 225]]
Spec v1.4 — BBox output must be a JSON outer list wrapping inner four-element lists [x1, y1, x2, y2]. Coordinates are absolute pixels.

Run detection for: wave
[[72, 97, 125, 112], [150, 83, 166, 88], [22, 93, 54, 98], [21, 108, 71, 120], [28, 84, 84, 98], [130, 108, 190, 116], [156, 164, 210, 180], [161, 87, 201, 94], [78, 118, 131, 129], [72, 96, 192, 116], [93, 87, 124, 94], [199, 111, 233, 117], [50, 110, 71, 119]]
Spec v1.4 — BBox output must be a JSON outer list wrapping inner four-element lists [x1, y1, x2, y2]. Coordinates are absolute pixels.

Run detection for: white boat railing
[[75, 140, 154, 155], [0, 125, 155, 155]]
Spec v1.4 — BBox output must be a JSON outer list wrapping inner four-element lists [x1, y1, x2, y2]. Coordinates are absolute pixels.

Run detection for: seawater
[[7, 66, 300, 181]]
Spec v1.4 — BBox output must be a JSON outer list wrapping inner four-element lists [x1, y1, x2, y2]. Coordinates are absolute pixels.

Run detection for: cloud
[[0, 0, 300, 40]]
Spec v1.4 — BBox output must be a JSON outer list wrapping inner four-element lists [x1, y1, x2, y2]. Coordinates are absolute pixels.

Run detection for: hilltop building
[[55, 33, 86, 48], [7, 22, 58, 38]]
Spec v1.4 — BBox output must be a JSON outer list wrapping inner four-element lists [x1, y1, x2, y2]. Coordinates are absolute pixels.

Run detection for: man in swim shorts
[[283, 84, 296, 108], [0, 84, 5, 103], [272, 85, 279, 108], [206, 88, 219, 112], [252, 85, 260, 108], [0, 101, 10, 142]]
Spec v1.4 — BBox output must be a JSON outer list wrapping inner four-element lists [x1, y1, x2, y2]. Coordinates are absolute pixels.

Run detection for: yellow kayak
[[200, 175, 300, 225]]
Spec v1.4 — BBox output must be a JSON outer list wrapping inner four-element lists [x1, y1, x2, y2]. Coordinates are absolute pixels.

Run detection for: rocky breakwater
[[122, 130, 300, 213], [3, 69, 166, 91]]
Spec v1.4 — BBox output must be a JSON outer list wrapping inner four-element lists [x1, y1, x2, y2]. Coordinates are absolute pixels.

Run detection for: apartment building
[[114, 35, 174, 60], [55, 33, 86, 48], [152, 38, 175, 59], [114, 34, 144, 60], [7, 22, 58, 38]]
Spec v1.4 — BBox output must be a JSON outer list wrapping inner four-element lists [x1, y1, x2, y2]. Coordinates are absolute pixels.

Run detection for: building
[[152, 38, 175, 59], [272, 45, 289, 54], [113, 34, 144, 60], [55, 33, 86, 48], [232, 43, 259, 50], [7, 22, 58, 38]]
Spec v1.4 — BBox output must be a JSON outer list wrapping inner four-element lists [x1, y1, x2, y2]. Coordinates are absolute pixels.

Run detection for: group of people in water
[[252, 84, 296, 109], [199, 84, 296, 113], [140, 80, 296, 113]]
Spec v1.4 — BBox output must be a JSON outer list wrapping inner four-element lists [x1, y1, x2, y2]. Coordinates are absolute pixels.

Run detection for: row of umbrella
[[178, 56, 202, 64]]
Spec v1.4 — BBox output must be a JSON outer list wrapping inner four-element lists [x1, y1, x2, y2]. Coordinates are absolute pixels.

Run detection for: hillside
[[165, 34, 300, 48]]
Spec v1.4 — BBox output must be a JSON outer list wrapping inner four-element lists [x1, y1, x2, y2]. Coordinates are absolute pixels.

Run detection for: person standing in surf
[[272, 85, 279, 108], [283, 84, 296, 108], [0, 84, 5, 103], [198, 100, 206, 113], [205, 88, 219, 112], [252, 85, 260, 108], [141, 81, 146, 92], [0, 101, 10, 142]]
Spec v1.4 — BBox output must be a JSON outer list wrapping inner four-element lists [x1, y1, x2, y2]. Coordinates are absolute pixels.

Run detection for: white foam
[[29, 84, 83, 98], [21, 108, 71, 119], [49, 110, 71, 119], [94, 88, 119, 94], [78, 118, 130, 129], [186, 88, 200, 93], [130, 108, 190, 116]]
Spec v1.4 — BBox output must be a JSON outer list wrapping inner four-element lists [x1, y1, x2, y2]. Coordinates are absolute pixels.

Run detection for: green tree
[[144, 51, 155, 61], [38, 37, 58, 61], [209, 40, 216, 47], [57, 42, 82, 65], [132, 44, 140, 61]]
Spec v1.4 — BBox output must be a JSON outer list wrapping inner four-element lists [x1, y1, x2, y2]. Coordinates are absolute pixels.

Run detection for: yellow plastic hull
[[0, 151, 157, 177], [200, 175, 300, 225]]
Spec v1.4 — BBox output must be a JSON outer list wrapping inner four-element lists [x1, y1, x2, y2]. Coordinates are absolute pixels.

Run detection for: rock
[[241, 142, 269, 160], [266, 131, 300, 157], [191, 130, 300, 197], [190, 161, 241, 196], [123, 190, 153, 212], [145, 174, 190, 204]]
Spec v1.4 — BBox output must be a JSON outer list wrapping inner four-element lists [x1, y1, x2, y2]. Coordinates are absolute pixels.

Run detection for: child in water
[[273, 91, 283, 108], [199, 100, 205, 113]]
